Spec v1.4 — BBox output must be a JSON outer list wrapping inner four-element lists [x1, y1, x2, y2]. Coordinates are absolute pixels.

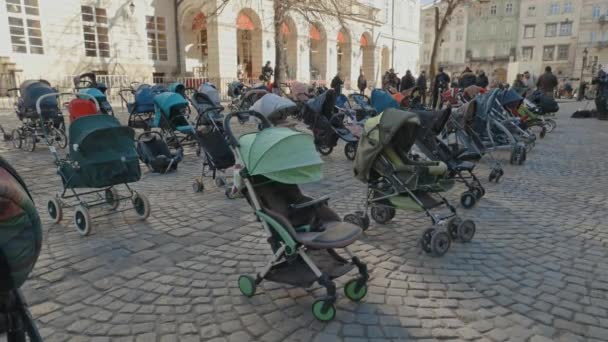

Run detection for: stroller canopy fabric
[[153, 92, 189, 128], [198, 83, 221, 106], [354, 108, 420, 182], [371, 89, 399, 114], [238, 127, 323, 184], [474, 89, 500, 121], [413, 108, 452, 137], [169, 82, 187, 98], [250, 93, 297, 120], [19, 80, 58, 115], [305, 90, 336, 120], [290, 82, 311, 102], [78, 87, 106, 103], [498, 89, 523, 108]]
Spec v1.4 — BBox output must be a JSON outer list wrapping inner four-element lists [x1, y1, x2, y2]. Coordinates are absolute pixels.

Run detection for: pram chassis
[[37, 93, 151, 236], [0, 289, 42, 342]]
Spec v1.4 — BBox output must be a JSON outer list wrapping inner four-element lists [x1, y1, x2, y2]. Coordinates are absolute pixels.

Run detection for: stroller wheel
[[47, 198, 63, 223], [370, 206, 396, 224], [52, 128, 67, 149], [192, 179, 204, 193], [196, 146, 201, 157], [421, 228, 436, 253], [540, 127, 547, 139], [74, 205, 92, 236], [312, 299, 336, 322], [344, 142, 357, 161], [11, 129, 22, 149], [517, 145, 526, 165], [105, 188, 120, 210], [430, 231, 451, 257], [471, 186, 485, 199], [344, 212, 369, 231], [132, 193, 151, 220], [447, 217, 463, 240], [460, 192, 477, 209], [344, 279, 368, 302], [316, 145, 333, 156], [457, 220, 476, 243], [237, 275, 257, 298], [545, 119, 556, 132], [214, 177, 226, 187], [23, 132, 35, 152]]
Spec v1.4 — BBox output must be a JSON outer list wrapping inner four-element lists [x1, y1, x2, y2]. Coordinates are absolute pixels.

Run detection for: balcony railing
[[351, 2, 381, 23]]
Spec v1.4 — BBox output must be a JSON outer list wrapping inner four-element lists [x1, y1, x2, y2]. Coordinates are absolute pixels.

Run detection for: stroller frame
[[0, 289, 42, 342], [223, 111, 369, 322], [38, 93, 151, 236]]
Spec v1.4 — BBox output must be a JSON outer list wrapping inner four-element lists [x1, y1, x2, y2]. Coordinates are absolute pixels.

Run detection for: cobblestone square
[[2, 101, 608, 341]]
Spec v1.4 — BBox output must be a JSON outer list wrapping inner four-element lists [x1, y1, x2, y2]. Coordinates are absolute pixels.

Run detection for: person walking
[[400, 70, 416, 91], [260, 61, 274, 85], [432, 67, 450, 109], [330, 73, 344, 96], [512, 74, 527, 96], [357, 69, 367, 94], [536, 66, 558, 97], [417, 71, 428, 104], [476, 70, 489, 88]]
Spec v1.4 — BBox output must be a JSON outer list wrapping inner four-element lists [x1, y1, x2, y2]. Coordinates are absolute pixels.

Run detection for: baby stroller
[[0, 157, 43, 342], [153, 92, 197, 150], [250, 93, 298, 126], [499, 90, 548, 139], [136, 131, 182, 174], [121, 84, 167, 129], [370, 88, 400, 114], [413, 108, 486, 209], [492, 89, 537, 154], [346, 108, 477, 256], [224, 111, 369, 322], [5, 80, 67, 152], [42, 97, 150, 236], [73, 72, 114, 115], [191, 83, 224, 131], [303, 89, 359, 160], [526, 90, 558, 132], [234, 88, 268, 111]]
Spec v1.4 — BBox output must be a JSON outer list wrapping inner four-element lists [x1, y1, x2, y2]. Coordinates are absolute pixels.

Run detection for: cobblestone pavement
[[2, 101, 608, 342]]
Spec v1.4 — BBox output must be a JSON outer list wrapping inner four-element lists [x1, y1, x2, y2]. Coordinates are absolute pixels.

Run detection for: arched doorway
[[309, 23, 327, 82], [281, 17, 298, 80], [236, 9, 262, 81], [337, 28, 351, 80], [360, 32, 374, 86]]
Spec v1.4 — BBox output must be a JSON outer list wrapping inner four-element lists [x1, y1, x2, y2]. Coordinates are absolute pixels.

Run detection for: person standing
[[400, 70, 416, 91], [536, 66, 558, 97], [357, 69, 367, 94], [523, 71, 535, 96], [432, 67, 450, 109], [458, 67, 477, 88], [417, 71, 428, 104], [476, 70, 489, 88], [261, 61, 273, 83], [330, 73, 344, 95], [512, 74, 527, 96], [593, 66, 608, 120]]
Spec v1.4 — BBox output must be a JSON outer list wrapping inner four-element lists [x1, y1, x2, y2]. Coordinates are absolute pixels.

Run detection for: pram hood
[[290, 81, 311, 102], [354, 108, 420, 182], [250, 93, 297, 121], [153, 92, 189, 127], [412, 108, 452, 137], [69, 115, 135, 156], [131, 84, 167, 113], [198, 83, 221, 106], [238, 127, 323, 184], [474, 88, 500, 122], [19, 80, 58, 116], [169, 82, 187, 98], [497, 89, 523, 108], [371, 88, 399, 114], [227, 81, 245, 98], [305, 89, 336, 119], [78, 87, 107, 103]]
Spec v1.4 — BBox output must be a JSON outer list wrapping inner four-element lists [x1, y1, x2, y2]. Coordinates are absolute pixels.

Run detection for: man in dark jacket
[[357, 69, 367, 94], [417, 71, 428, 104], [400, 70, 416, 91], [476, 70, 489, 88], [536, 66, 558, 97], [330, 73, 344, 95], [432, 67, 450, 109], [593, 66, 608, 120], [459, 67, 477, 88], [261, 61, 273, 83]]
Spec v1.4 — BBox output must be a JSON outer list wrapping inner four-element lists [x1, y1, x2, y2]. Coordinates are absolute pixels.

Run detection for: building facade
[[573, 0, 608, 84], [0, 0, 420, 94]]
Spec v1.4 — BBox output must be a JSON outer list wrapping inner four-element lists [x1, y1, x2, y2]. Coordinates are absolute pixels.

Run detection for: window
[[549, 3, 559, 15], [506, 3, 513, 14], [522, 47, 534, 61], [545, 23, 558, 37], [557, 45, 569, 60], [455, 48, 462, 60], [543, 45, 555, 61], [456, 31, 463, 41], [559, 22, 572, 36], [563, 2, 573, 13], [6, 0, 43, 54], [146, 16, 168, 61], [592, 6, 600, 18], [527, 6, 536, 16], [490, 4, 497, 15], [81, 6, 109, 57], [456, 15, 463, 25], [524, 25, 536, 38], [591, 31, 597, 42]]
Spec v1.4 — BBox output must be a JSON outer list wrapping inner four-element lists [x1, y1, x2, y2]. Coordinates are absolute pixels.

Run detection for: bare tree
[[428, 0, 466, 86], [206, 0, 366, 85]]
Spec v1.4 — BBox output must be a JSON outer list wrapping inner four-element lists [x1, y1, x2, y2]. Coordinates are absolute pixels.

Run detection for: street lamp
[[129, 1, 135, 15], [578, 48, 588, 100]]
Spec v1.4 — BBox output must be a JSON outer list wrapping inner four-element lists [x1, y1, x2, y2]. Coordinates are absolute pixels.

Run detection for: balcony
[[350, 2, 382, 23]]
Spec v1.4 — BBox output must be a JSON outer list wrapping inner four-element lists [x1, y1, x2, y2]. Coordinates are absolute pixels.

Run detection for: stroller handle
[[223, 110, 272, 147], [36, 92, 100, 116]]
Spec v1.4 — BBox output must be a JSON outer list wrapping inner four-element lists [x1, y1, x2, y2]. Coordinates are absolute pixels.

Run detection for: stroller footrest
[[265, 250, 354, 288]]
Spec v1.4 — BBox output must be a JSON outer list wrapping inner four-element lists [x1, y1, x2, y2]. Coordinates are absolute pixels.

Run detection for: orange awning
[[192, 12, 207, 31], [281, 22, 290, 35], [360, 35, 368, 47], [337, 31, 346, 43], [237, 13, 255, 30], [310, 25, 321, 41]]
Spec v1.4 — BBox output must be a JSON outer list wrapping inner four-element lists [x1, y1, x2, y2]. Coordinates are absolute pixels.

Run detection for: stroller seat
[[176, 124, 194, 134], [295, 222, 361, 249], [385, 147, 448, 177], [449, 160, 476, 172]]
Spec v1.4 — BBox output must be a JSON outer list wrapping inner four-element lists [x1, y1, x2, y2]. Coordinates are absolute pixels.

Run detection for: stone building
[[573, 0, 608, 84], [0, 0, 421, 94]]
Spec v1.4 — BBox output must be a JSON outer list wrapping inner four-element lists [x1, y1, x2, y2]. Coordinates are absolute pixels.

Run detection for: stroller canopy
[[227, 81, 245, 98], [290, 82, 311, 102], [169, 82, 187, 98], [413, 108, 452, 137], [474, 88, 500, 122], [354, 108, 420, 182], [251, 93, 297, 121], [78, 87, 106, 103], [498, 89, 523, 108], [239, 127, 323, 184], [197, 83, 221, 106], [305, 89, 336, 120], [19, 80, 58, 115], [371, 89, 399, 114], [153, 92, 190, 128]]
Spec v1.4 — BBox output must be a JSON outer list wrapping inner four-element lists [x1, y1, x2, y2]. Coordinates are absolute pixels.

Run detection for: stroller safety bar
[[223, 110, 272, 147], [288, 195, 330, 210], [36, 92, 99, 116]]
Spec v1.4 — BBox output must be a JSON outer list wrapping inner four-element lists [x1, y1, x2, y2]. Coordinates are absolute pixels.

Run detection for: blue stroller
[[120, 84, 167, 129], [73, 72, 114, 116]]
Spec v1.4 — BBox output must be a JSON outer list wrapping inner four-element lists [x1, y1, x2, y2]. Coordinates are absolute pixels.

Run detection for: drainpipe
[[175, 0, 183, 75], [391, 0, 395, 69]]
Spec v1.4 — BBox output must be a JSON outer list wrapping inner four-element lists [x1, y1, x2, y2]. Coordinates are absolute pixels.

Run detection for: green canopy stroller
[[153, 92, 198, 150], [44, 114, 151, 236], [346, 108, 477, 257], [224, 111, 369, 322]]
